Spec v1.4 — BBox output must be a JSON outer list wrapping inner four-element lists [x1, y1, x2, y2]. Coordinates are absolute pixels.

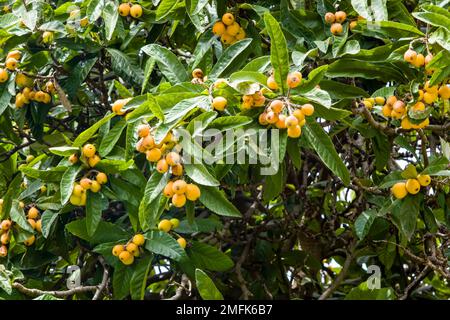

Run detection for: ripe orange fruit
[[287, 72, 302, 88], [80, 178, 92, 190], [330, 23, 343, 35], [35, 219, 42, 233], [0, 68, 8, 83], [177, 237, 187, 249], [0, 220, 11, 231], [0, 245, 7, 257], [185, 184, 201, 201], [172, 180, 187, 194], [266, 75, 278, 90], [172, 193, 186, 207], [118, 3, 130, 16], [220, 33, 235, 45], [5, 58, 18, 71], [417, 174, 431, 187], [82, 144, 96, 158], [90, 180, 101, 193], [112, 244, 124, 256], [88, 155, 101, 167], [165, 152, 180, 166], [158, 219, 172, 232], [226, 22, 240, 36], [324, 12, 335, 24], [403, 49, 417, 63], [24, 235, 35, 246], [28, 207, 39, 219], [146, 148, 162, 162], [287, 125, 301, 138], [119, 251, 134, 265], [96, 172, 108, 184], [301, 104, 315, 116], [156, 159, 169, 173], [132, 234, 145, 246], [137, 124, 150, 138], [212, 21, 226, 36], [335, 11, 347, 23], [171, 163, 183, 176], [164, 181, 174, 197], [391, 182, 407, 199], [285, 115, 299, 128], [212, 97, 227, 111], [170, 218, 180, 229], [270, 100, 284, 113], [275, 115, 287, 129], [405, 179, 420, 195], [293, 109, 305, 121], [222, 13, 234, 26], [130, 4, 143, 18]]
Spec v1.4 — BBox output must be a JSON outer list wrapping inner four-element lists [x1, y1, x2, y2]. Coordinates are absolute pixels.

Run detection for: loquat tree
[[0, 0, 448, 300]]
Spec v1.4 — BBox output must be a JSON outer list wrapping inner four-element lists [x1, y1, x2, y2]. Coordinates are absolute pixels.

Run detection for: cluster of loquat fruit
[[111, 97, 132, 116], [212, 12, 246, 45], [70, 171, 108, 206], [258, 100, 314, 138], [24, 206, 42, 246], [112, 234, 145, 265], [324, 11, 347, 35], [135, 125, 182, 175], [391, 174, 431, 199], [157, 218, 187, 249], [0, 50, 54, 108], [403, 49, 433, 70], [118, 2, 143, 18], [163, 179, 201, 208], [258, 71, 315, 137], [73, 143, 103, 168], [0, 217, 12, 257]]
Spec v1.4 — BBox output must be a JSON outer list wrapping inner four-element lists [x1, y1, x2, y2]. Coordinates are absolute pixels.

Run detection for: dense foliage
[[0, 0, 449, 300]]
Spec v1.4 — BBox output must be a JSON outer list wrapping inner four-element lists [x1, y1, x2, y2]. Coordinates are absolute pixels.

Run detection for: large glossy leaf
[[303, 122, 350, 185], [144, 231, 187, 261], [195, 269, 224, 300], [107, 48, 144, 86], [264, 12, 289, 94], [184, 163, 220, 186], [141, 44, 189, 84], [86, 191, 108, 236], [188, 241, 234, 272], [209, 39, 252, 79], [60, 164, 82, 205], [198, 186, 242, 217], [72, 113, 115, 147], [99, 118, 127, 157]]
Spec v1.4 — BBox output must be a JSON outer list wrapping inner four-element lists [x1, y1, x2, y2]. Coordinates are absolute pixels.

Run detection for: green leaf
[[195, 269, 224, 300], [156, 0, 179, 21], [188, 241, 234, 272], [60, 164, 82, 205], [229, 71, 267, 85], [102, 1, 119, 41], [107, 48, 144, 86], [41, 210, 59, 239], [164, 95, 209, 124], [242, 56, 271, 72], [72, 113, 115, 147], [99, 118, 127, 157], [20, 166, 67, 182], [263, 165, 285, 202], [0, 270, 12, 295], [184, 163, 220, 187], [264, 12, 289, 94], [209, 39, 252, 79], [144, 231, 187, 261], [412, 11, 450, 30], [327, 59, 406, 82], [86, 191, 108, 237], [401, 164, 418, 179], [297, 65, 328, 93], [139, 172, 169, 231], [113, 263, 134, 299], [87, 0, 105, 23], [10, 201, 35, 233], [303, 122, 350, 185], [208, 116, 253, 131], [48, 146, 80, 157], [198, 186, 242, 217], [354, 209, 378, 240], [130, 255, 153, 300], [141, 44, 189, 84], [392, 195, 419, 240], [66, 218, 129, 244]]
